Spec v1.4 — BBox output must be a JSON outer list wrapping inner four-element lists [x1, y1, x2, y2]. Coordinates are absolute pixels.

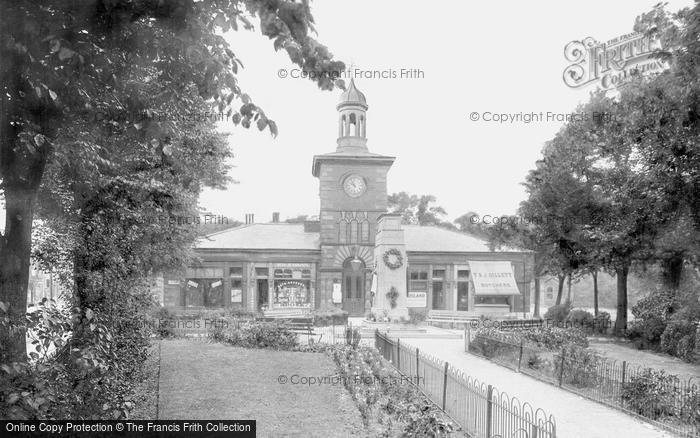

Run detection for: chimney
[[272, 212, 280, 223], [245, 213, 254, 224]]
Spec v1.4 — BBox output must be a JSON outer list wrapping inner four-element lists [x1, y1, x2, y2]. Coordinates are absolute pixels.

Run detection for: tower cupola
[[336, 79, 368, 151]]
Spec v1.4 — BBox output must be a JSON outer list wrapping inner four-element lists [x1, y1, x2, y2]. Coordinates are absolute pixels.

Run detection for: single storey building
[[160, 80, 534, 319]]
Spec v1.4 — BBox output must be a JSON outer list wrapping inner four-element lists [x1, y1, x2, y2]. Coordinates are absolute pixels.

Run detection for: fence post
[[517, 339, 524, 373], [442, 361, 449, 410], [416, 348, 420, 385], [558, 348, 566, 387], [396, 338, 401, 371], [486, 384, 493, 438], [620, 360, 627, 406], [465, 326, 470, 352]]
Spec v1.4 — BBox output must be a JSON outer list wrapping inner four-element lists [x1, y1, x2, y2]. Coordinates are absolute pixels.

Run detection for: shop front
[[268, 263, 314, 313]]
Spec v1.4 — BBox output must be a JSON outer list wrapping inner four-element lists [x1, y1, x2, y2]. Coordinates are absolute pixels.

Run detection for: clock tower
[[312, 80, 395, 316]]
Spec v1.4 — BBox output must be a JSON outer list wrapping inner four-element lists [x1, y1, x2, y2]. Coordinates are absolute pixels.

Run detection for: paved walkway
[[158, 339, 364, 437], [391, 335, 674, 438]]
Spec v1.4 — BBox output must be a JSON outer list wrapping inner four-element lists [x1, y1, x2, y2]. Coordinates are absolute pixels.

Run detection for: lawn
[[158, 339, 365, 437], [589, 340, 700, 381]]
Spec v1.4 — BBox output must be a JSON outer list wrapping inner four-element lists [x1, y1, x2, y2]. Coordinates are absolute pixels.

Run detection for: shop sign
[[332, 283, 342, 303], [407, 292, 426, 307]]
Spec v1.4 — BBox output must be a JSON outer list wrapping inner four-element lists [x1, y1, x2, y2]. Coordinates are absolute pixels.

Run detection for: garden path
[[396, 335, 675, 438]]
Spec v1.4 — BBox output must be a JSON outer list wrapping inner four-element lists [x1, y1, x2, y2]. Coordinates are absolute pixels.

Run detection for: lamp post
[[350, 245, 363, 272]]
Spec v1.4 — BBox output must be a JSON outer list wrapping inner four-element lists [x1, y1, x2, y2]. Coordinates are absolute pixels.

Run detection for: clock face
[[343, 175, 366, 198]]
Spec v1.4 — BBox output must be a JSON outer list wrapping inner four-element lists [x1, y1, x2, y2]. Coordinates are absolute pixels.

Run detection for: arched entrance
[[342, 257, 366, 316]]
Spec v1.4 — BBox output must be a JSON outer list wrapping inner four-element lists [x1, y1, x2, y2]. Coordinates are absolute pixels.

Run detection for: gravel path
[[158, 339, 365, 437], [395, 336, 675, 438]]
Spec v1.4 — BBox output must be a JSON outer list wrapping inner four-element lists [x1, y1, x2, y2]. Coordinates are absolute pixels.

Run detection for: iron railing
[[376, 330, 557, 438], [468, 332, 700, 437]]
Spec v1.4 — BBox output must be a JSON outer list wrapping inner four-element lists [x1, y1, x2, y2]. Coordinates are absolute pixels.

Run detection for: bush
[[632, 290, 675, 321], [473, 326, 588, 351], [209, 321, 298, 350], [627, 317, 668, 349], [566, 309, 596, 332], [151, 306, 176, 338], [345, 326, 361, 348], [660, 320, 698, 361], [408, 308, 427, 325], [680, 388, 700, 429], [556, 345, 603, 388], [621, 369, 680, 420], [544, 301, 572, 323], [470, 335, 515, 360], [312, 307, 348, 327], [522, 326, 589, 349], [593, 311, 611, 334]]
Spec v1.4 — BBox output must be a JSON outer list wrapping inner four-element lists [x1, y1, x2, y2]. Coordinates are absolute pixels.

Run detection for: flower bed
[[330, 345, 455, 437], [209, 321, 299, 350]]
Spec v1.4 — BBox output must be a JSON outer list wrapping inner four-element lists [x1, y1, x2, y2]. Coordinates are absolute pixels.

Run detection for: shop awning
[[468, 261, 521, 296]]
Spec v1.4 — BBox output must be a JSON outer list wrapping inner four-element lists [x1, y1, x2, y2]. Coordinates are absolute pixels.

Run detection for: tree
[[453, 211, 491, 240], [1, 0, 344, 362], [387, 192, 451, 227], [284, 214, 309, 223], [635, 3, 700, 290]]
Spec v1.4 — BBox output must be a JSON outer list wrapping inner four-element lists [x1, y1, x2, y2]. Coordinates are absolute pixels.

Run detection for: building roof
[[196, 223, 320, 251], [403, 225, 496, 252], [338, 79, 367, 108], [196, 223, 522, 254]]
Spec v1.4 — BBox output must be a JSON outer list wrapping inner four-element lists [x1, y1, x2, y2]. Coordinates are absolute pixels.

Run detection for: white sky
[[199, 0, 693, 223], [2, 0, 694, 230]]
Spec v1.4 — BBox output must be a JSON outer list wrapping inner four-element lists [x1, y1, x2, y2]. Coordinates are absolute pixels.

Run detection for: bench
[[257, 317, 314, 335]]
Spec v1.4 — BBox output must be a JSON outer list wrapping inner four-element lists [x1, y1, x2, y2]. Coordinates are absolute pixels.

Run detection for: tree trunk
[[533, 277, 541, 318], [0, 188, 39, 362], [555, 274, 565, 305], [614, 264, 629, 335], [566, 273, 572, 303], [592, 270, 599, 316], [661, 253, 684, 291]]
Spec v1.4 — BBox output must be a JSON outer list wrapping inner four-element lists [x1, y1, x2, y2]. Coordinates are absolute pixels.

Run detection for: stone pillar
[[372, 214, 409, 320]]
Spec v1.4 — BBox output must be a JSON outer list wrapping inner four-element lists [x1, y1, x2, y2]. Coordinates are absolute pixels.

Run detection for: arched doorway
[[342, 257, 366, 316]]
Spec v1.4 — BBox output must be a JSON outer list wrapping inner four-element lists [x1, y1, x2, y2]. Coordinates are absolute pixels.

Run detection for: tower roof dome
[[338, 79, 367, 109]]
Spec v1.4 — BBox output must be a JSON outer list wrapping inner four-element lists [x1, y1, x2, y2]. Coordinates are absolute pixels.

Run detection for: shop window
[[475, 296, 510, 305], [184, 278, 224, 308], [432, 269, 446, 279], [274, 280, 311, 307], [409, 268, 428, 292], [231, 278, 243, 303]]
